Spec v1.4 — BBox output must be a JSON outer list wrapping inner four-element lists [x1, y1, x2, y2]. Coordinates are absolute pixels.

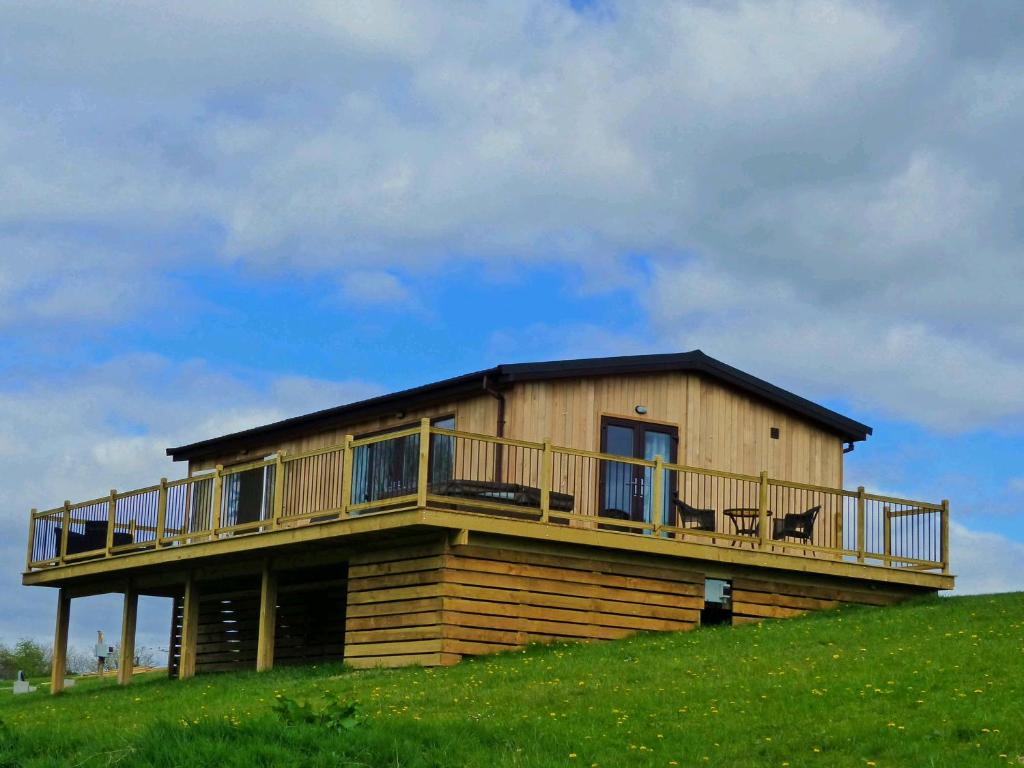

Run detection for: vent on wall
[[770, 427, 780, 439]]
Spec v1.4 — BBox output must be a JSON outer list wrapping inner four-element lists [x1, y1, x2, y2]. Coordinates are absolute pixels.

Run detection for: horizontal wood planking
[[344, 538, 449, 666], [730, 575, 921, 624], [343, 534, 704, 668], [438, 539, 701, 657]]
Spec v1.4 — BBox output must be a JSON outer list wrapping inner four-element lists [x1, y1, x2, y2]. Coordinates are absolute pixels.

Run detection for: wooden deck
[[25, 420, 951, 582]]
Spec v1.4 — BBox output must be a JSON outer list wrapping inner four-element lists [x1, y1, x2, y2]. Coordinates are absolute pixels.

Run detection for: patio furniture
[[673, 499, 716, 532], [598, 507, 632, 533], [723, 507, 772, 547], [772, 505, 821, 543], [54, 521, 133, 557], [429, 479, 574, 512]]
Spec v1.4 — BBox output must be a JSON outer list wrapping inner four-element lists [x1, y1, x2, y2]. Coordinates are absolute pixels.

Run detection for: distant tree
[[0, 639, 51, 679]]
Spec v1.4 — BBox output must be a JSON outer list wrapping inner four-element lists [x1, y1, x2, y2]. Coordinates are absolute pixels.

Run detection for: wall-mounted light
[[635, 405, 648, 415]]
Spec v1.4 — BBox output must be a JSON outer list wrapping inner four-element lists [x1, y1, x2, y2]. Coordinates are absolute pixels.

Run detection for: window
[[351, 416, 455, 505], [222, 464, 275, 526]]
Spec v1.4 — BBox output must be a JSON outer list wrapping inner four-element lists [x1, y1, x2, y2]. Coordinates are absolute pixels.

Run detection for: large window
[[351, 416, 455, 505]]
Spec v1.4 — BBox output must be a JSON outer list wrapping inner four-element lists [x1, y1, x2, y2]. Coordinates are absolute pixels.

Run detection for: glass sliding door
[[599, 416, 678, 528]]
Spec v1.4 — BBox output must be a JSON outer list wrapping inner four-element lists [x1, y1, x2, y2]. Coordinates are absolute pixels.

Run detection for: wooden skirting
[[343, 533, 704, 669], [343, 532, 936, 669], [729, 575, 917, 624]]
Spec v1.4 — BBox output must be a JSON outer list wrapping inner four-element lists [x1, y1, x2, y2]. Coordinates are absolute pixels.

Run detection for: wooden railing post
[[757, 471, 769, 548], [106, 489, 117, 555], [652, 456, 664, 537], [211, 465, 224, 535], [59, 501, 71, 565], [417, 418, 431, 508], [156, 478, 168, 547], [941, 499, 950, 574], [882, 505, 892, 567], [272, 452, 285, 527], [26, 509, 37, 571], [341, 435, 354, 517], [540, 438, 553, 523], [856, 486, 866, 562]]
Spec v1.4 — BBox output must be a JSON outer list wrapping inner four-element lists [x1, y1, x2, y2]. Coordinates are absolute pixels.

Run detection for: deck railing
[[26, 421, 950, 574]]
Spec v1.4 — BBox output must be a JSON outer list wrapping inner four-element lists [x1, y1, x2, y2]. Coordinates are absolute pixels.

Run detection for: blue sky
[[2, 0, 1024, 656]]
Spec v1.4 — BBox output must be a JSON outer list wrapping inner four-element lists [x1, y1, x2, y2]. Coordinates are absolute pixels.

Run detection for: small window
[[770, 427, 780, 440]]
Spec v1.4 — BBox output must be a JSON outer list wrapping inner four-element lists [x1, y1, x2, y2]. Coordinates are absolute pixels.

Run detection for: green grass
[[1, 592, 1022, 767]]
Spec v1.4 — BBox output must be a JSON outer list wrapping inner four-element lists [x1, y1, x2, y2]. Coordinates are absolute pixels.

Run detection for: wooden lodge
[[23, 351, 953, 692]]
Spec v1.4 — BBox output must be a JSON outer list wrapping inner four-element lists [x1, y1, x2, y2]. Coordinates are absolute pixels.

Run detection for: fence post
[[272, 452, 285, 527], [540, 438, 553, 523], [341, 435, 354, 517], [59, 501, 71, 565], [757, 471, 769, 548], [417, 418, 431, 508], [156, 478, 168, 547], [883, 505, 891, 567], [941, 499, 950, 574], [856, 486, 866, 563], [26, 509, 37, 570], [106, 489, 117, 555], [211, 465, 223, 535], [652, 456, 664, 537]]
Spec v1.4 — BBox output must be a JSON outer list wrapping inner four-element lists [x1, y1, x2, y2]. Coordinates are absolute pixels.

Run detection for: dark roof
[[166, 351, 872, 462]]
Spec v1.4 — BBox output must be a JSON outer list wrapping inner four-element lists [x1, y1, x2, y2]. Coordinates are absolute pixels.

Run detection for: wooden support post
[[118, 584, 138, 685], [757, 471, 769, 549], [883, 506, 892, 567], [211, 465, 223, 535], [417, 418, 431, 508], [651, 456, 664, 537], [272, 452, 285, 527], [106, 489, 118, 554], [179, 575, 199, 680], [26, 509, 37, 570], [51, 588, 71, 695], [59, 501, 71, 565], [156, 478, 168, 547], [941, 499, 950, 575], [856, 486, 866, 563], [256, 562, 277, 672], [340, 435, 354, 517], [540, 438, 553, 523]]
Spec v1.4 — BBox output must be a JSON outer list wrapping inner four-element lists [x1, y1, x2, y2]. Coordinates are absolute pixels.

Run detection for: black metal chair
[[598, 507, 632, 533], [771, 505, 821, 549], [673, 499, 716, 532]]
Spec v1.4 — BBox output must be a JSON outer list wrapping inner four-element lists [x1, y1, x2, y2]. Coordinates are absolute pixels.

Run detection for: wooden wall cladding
[[344, 535, 704, 669], [729, 575, 919, 625]]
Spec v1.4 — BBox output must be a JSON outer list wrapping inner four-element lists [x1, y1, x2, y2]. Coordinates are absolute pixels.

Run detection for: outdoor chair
[[771, 505, 821, 550], [673, 499, 716, 532]]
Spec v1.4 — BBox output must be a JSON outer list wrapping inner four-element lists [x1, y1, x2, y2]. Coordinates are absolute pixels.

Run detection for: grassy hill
[[1, 592, 1021, 767]]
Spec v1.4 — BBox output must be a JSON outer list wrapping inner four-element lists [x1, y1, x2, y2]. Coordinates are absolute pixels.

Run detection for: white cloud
[[0, 1, 1021, 431], [0, 355, 380, 649], [949, 522, 1024, 595], [341, 270, 412, 305]]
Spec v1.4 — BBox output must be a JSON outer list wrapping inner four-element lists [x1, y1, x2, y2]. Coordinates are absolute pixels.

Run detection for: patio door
[[600, 416, 677, 527]]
